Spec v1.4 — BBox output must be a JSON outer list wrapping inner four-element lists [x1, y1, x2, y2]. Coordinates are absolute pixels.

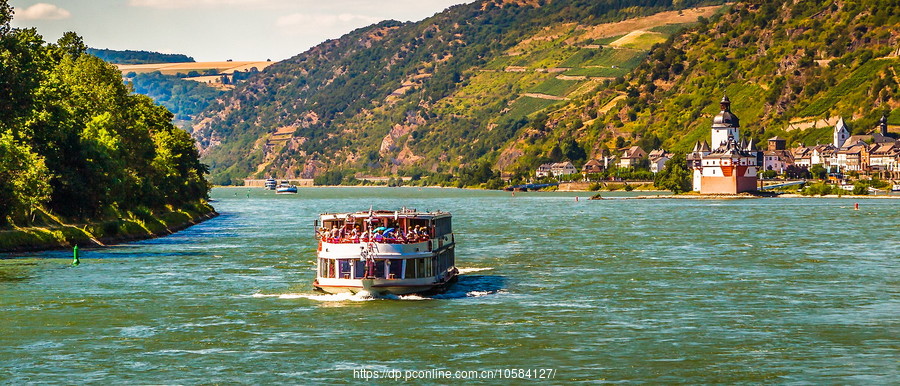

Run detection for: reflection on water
[[0, 187, 897, 383]]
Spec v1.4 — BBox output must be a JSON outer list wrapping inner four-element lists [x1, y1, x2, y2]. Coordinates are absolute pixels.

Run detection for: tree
[[561, 138, 586, 165], [547, 144, 563, 162], [0, 132, 51, 224], [0, 1, 11, 36], [809, 164, 827, 179], [55, 31, 87, 60], [654, 153, 691, 194]]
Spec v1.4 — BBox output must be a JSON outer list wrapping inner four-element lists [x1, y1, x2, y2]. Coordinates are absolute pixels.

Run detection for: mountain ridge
[[190, 0, 899, 185]]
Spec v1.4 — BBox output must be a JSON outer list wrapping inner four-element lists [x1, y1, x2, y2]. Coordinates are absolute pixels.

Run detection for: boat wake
[[252, 292, 377, 302], [457, 267, 493, 274], [251, 269, 506, 302]]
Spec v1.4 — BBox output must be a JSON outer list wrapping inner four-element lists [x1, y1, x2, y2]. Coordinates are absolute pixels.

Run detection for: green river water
[[1, 187, 897, 383]]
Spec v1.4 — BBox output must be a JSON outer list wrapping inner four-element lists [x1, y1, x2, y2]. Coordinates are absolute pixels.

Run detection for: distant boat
[[264, 178, 277, 190], [893, 184, 900, 192], [276, 182, 298, 194]]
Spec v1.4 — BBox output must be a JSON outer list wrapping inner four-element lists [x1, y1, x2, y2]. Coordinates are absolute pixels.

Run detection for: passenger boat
[[275, 181, 298, 194], [893, 184, 900, 192], [264, 178, 277, 190], [313, 209, 458, 296]]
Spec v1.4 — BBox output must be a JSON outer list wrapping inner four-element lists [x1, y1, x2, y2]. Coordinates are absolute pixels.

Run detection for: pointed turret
[[711, 94, 740, 148], [747, 140, 758, 152], [878, 114, 888, 136], [833, 117, 850, 149]]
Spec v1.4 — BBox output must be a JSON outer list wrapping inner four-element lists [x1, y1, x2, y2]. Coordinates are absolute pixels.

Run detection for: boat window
[[354, 260, 365, 279], [416, 258, 426, 278], [338, 259, 351, 279], [389, 259, 403, 279], [374, 260, 386, 279], [405, 259, 417, 279], [426, 258, 433, 277], [434, 217, 452, 237], [320, 258, 335, 278]]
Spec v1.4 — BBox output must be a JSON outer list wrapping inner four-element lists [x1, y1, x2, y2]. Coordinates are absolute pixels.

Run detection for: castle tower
[[833, 117, 850, 149], [711, 95, 740, 148], [694, 95, 758, 194], [878, 114, 888, 136]]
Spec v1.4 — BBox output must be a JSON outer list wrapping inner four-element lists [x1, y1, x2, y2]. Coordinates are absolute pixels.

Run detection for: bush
[[801, 182, 837, 196]]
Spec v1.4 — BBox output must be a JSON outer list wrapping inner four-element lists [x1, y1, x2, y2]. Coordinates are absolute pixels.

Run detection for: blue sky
[[9, 0, 470, 61]]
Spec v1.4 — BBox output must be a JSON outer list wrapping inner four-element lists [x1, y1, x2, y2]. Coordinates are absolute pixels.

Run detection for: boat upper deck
[[316, 209, 452, 246]]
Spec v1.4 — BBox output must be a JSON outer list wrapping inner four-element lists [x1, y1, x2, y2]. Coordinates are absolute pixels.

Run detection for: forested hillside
[[126, 71, 223, 121], [87, 48, 195, 64], [0, 4, 210, 228], [517, 0, 900, 173], [192, 0, 899, 185], [192, 0, 726, 185]]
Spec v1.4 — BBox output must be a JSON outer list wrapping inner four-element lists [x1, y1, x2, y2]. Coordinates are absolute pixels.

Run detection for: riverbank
[[627, 193, 900, 199], [0, 202, 218, 253]]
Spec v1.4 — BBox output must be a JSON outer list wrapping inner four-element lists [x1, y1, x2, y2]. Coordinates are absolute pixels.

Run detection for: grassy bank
[[0, 202, 217, 253]]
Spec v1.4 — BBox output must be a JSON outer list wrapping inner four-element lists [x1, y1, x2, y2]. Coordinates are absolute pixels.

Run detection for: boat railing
[[321, 236, 431, 245]]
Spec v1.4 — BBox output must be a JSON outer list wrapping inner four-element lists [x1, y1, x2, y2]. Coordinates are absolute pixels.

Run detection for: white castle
[[687, 96, 759, 194]]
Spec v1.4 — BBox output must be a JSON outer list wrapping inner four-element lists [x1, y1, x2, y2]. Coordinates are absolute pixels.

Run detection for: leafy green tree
[[55, 31, 87, 60], [0, 1, 11, 36], [1, 23, 209, 224], [851, 182, 869, 196], [809, 164, 827, 179], [653, 153, 691, 194], [0, 132, 51, 224], [561, 138, 586, 165]]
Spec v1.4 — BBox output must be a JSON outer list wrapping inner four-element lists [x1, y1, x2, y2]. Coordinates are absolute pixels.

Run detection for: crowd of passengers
[[318, 223, 432, 244]]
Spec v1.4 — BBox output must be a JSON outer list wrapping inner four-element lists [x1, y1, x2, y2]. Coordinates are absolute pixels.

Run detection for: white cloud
[[128, 0, 279, 9], [276, 13, 382, 35], [15, 3, 72, 20]]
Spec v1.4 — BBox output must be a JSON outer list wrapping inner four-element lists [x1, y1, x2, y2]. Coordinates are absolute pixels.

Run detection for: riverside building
[[688, 96, 759, 194]]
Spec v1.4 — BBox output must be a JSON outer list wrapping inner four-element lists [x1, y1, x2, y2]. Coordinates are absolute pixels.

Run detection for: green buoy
[[72, 245, 80, 266]]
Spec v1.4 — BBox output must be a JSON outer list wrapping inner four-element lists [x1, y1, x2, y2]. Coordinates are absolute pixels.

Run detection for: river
[[1, 187, 897, 383]]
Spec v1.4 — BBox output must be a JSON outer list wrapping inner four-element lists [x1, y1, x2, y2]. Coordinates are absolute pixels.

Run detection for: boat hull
[[314, 270, 458, 296]]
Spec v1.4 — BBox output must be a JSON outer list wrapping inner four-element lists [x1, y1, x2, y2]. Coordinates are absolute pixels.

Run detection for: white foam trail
[[252, 292, 376, 301], [457, 267, 493, 274]]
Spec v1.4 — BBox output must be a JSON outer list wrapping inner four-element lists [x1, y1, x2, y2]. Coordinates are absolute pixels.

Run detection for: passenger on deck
[[350, 226, 360, 243], [373, 230, 385, 243], [405, 228, 416, 242], [330, 226, 339, 242]]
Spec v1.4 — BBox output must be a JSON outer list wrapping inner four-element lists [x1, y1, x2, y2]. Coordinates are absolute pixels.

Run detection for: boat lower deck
[[314, 269, 458, 296]]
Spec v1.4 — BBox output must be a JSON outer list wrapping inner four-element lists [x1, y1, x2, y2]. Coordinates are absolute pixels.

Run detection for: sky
[[9, 0, 470, 62]]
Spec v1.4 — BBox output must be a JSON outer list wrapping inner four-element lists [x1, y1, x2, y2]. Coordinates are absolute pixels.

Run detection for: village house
[[762, 136, 793, 173], [617, 146, 647, 168], [869, 141, 900, 179], [581, 159, 604, 174], [535, 163, 552, 178], [535, 162, 577, 178], [791, 146, 811, 168], [836, 143, 867, 171], [550, 162, 578, 176], [648, 149, 672, 173]]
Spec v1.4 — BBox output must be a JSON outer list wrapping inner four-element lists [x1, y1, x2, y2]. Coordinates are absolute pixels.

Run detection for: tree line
[[0, 2, 209, 226]]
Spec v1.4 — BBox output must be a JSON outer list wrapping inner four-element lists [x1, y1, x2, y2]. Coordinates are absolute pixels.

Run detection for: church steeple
[[833, 117, 849, 148]]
